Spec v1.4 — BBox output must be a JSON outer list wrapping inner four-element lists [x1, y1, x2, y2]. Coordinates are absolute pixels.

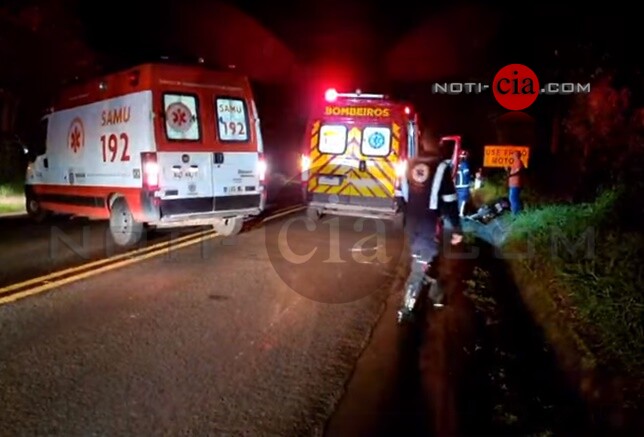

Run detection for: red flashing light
[[141, 152, 159, 191], [404, 106, 411, 115], [325, 88, 338, 102]]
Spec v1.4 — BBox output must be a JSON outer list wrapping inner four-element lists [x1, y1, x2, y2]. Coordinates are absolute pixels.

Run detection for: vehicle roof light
[[325, 88, 338, 102]]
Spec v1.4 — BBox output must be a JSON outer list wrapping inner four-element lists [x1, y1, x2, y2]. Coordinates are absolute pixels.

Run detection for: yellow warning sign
[[483, 145, 530, 168]]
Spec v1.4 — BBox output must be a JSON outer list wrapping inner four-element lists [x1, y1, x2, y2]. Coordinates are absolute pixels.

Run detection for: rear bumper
[[307, 193, 401, 220], [141, 192, 264, 226]]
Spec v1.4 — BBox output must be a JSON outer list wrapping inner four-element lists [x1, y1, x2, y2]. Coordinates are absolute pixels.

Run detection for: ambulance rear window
[[361, 126, 391, 157], [318, 124, 347, 154], [163, 93, 201, 141], [216, 97, 249, 142]]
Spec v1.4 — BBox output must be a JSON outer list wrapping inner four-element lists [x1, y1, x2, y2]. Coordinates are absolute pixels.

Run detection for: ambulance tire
[[26, 195, 50, 223], [109, 197, 144, 247], [306, 206, 322, 222], [213, 216, 243, 237]]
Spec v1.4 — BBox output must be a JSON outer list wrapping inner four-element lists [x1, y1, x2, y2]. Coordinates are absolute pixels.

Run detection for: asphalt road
[[0, 180, 303, 288], [0, 212, 406, 435]]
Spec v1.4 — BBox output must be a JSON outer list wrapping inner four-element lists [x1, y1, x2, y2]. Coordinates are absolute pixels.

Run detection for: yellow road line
[[0, 230, 215, 294], [0, 234, 219, 305], [0, 205, 305, 305], [264, 205, 305, 222]]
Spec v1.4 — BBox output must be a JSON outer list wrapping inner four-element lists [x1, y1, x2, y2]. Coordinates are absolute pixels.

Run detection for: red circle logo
[[68, 117, 84, 153], [492, 64, 540, 110], [166, 102, 193, 132]]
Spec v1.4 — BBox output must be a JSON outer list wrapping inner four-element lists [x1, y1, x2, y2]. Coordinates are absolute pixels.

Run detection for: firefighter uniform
[[397, 156, 461, 322], [455, 158, 471, 216]]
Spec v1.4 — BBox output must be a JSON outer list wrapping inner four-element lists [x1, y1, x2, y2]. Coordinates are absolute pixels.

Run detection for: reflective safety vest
[[455, 160, 470, 189], [404, 157, 458, 216]]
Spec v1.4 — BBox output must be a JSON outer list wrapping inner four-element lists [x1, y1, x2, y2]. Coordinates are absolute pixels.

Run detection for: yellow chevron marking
[[310, 133, 319, 149], [348, 127, 361, 144], [392, 122, 401, 138]]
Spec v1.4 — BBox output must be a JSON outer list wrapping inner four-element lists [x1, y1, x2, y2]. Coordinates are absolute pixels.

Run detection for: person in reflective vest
[[397, 150, 463, 323], [455, 150, 471, 216], [506, 150, 525, 214]]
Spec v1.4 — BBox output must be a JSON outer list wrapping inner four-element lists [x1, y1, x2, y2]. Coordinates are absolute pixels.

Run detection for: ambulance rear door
[[212, 95, 262, 212], [155, 91, 262, 215], [308, 122, 356, 202], [156, 92, 215, 213], [346, 122, 397, 208]]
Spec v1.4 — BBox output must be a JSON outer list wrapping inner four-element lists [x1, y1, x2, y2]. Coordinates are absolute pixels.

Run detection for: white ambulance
[[23, 63, 267, 246]]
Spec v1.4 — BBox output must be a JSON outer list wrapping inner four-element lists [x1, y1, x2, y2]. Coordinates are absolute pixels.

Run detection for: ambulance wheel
[[306, 206, 322, 221], [213, 216, 243, 236], [109, 197, 144, 247], [26, 195, 50, 223]]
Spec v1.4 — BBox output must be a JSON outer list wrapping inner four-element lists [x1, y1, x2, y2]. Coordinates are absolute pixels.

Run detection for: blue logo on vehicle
[[368, 132, 385, 149]]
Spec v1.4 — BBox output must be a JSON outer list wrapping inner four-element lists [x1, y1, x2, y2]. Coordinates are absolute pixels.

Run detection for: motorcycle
[[465, 197, 511, 224]]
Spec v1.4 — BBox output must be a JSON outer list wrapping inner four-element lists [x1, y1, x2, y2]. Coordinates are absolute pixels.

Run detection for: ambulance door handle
[[44, 158, 49, 168], [214, 153, 224, 164], [359, 160, 366, 172]]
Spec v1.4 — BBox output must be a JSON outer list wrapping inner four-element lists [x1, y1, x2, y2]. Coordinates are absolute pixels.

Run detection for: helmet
[[459, 150, 469, 159]]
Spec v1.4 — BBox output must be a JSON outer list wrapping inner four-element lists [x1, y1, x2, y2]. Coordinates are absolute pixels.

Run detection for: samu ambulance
[[301, 88, 419, 227], [24, 62, 267, 246]]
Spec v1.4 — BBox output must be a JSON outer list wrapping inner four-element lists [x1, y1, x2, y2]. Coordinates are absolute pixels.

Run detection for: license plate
[[318, 175, 341, 186]]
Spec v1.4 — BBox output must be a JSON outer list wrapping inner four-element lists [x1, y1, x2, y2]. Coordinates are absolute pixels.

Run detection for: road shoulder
[[323, 258, 426, 436]]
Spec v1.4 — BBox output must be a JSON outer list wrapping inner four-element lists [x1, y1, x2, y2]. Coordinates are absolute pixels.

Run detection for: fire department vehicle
[[301, 88, 420, 228], [24, 63, 267, 246]]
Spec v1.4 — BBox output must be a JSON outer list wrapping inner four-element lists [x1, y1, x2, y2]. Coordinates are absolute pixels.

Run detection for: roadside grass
[[503, 187, 644, 377], [0, 180, 25, 213]]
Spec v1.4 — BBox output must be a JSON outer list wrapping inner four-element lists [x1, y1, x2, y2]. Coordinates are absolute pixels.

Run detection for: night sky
[[3, 1, 643, 159]]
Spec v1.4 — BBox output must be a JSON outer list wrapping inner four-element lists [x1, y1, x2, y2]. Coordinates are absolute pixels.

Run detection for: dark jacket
[[405, 156, 461, 234]]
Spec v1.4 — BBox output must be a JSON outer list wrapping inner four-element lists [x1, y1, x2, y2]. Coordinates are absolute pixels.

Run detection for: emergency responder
[[397, 132, 463, 323], [507, 150, 525, 214], [474, 168, 483, 189], [455, 150, 471, 216]]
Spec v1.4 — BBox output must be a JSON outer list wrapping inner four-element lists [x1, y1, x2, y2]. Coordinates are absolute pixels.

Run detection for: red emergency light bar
[[324, 88, 387, 102]]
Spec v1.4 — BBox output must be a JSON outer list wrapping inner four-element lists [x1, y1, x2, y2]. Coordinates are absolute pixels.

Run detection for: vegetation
[[0, 180, 24, 213], [465, 70, 644, 380], [503, 188, 644, 375]]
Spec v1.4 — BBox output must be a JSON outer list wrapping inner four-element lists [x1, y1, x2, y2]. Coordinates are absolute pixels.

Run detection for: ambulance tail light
[[257, 154, 267, 183], [301, 154, 311, 181], [394, 159, 407, 189], [141, 152, 159, 191], [395, 159, 407, 178]]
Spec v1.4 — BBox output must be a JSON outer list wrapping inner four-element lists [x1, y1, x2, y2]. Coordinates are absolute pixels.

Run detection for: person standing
[[507, 150, 525, 214], [397, 134, 463, 323], [455, 150, 471, 216], [474, 168, 483, 189]]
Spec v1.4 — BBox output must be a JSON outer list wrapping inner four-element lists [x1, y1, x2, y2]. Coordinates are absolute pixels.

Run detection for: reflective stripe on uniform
[[429, 160, 449, 210], [442, 193, 457, 202]]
